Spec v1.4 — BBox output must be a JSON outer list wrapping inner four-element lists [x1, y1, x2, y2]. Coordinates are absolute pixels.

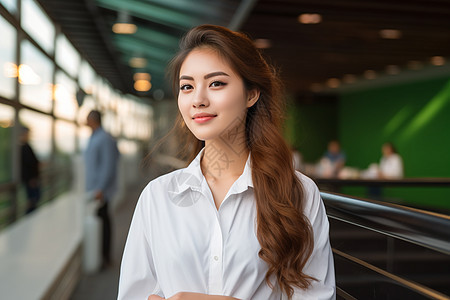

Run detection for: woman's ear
[[246, 88, 260, 108]]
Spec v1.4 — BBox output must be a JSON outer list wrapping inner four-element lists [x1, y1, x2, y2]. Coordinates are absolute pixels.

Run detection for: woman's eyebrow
[[204, 71, 229, 79], [179, 75, 194, 81], [179, 72, 229, 81]]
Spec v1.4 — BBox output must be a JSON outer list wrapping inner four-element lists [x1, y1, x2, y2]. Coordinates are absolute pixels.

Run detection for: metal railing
[[321, 192, 450, 300]]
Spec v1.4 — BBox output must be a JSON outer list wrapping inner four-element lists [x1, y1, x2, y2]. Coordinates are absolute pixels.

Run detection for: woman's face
[[177, 47, 259, 142]]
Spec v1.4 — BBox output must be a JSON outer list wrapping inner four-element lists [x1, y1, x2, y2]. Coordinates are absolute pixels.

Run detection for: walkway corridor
[[70, 179, 149, 300]]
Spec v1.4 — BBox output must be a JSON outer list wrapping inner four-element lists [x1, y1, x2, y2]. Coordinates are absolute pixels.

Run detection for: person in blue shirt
[[85, 110, 120, 268]]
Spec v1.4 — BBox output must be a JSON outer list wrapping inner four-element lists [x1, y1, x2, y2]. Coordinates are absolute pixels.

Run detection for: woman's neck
[[201, 137, 249, 182]]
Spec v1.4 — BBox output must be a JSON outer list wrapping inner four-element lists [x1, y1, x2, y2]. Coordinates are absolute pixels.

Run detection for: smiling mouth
[[192, 114, 217, 123]]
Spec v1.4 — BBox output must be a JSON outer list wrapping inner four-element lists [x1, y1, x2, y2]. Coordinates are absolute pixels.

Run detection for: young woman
[[118, 25, 335, 300]]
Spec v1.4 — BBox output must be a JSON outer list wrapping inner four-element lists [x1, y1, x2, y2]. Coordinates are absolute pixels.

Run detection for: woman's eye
[[210, 81, 226, 88], [180, 84, 192, 91]]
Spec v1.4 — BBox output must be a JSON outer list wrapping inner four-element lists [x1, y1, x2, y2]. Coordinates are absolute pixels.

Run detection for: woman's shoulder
[[295, 171, 319, 194], [295, 171, 323, 218]]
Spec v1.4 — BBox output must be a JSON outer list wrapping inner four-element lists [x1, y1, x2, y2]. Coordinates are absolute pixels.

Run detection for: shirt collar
[[168, 148, 253, 196]]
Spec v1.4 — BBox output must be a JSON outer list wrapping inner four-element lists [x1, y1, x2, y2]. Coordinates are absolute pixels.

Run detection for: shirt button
[[214, 256, 219, 261]]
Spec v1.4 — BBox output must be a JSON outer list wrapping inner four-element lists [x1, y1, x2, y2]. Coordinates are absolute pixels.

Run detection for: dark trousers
[[25, 181, 41, 214], [96, 201, 111, 265]]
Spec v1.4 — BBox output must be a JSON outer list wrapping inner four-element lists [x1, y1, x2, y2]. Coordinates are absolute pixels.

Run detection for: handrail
[[321, 192, 450, 255], [333, 248, 450, 300], [316, 177, 450, 187]]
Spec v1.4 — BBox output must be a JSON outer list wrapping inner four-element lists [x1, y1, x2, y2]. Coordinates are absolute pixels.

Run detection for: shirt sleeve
[[292, 174, 336, 300], [117, 188, 162, 299]]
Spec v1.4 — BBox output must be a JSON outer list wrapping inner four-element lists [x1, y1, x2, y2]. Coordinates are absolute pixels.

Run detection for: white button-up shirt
[[118, 150, 335, 300]]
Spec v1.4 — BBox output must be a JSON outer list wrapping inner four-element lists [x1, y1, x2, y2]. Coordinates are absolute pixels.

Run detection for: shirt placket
[[208, 214, 223, 294]]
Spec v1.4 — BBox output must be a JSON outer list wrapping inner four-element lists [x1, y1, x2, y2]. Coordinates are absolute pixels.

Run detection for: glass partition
[[0, 0, 17, 13], [21, 0, 55, 54], [18, 109, 52, 161], [0, 15, 17, 99], [0, 104, 14, 183], [54, 71, 78, 120], [19, 40, 53, 112], [55, 119, 76, 154], [55, 34, 80, 78]]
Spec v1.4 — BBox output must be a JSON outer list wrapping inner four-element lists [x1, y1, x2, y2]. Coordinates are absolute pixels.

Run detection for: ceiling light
[[342, 74, 357, 84], [112, 11, 137, 34], [379, 29, 402, 39], [133, 72, 151, 81], [129, 57, 147, 68], [430, 56, 446, 66], [298, 13, 322, 24], [363, 70, 377, 79], [134, 79, 151, 92], [407, 60, 423, 70], [254, 39, 271, 49], [326, 78, 340, 88], [385, 65, 400, 75], [112, 23, 137, 34]]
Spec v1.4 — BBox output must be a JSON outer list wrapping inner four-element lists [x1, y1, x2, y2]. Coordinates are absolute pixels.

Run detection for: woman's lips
[[192, 113, 217, 123]]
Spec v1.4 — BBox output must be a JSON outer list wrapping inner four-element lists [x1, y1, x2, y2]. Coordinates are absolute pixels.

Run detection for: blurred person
[[378, 142, 403, 179], [316, 140, 346, 178], [85, 110, 120, 269], [19, 126, 41, 214], [291, 145, 304, 172], [118, 25, 335, 300]]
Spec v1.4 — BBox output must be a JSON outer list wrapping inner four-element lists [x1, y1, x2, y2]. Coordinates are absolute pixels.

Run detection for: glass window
[[103, 110, 120, 137], [77, 125, 91, 152], [0, 104, 14, 183], [19, 109, 52, 161], [79, 60, 96, 94], [19, 40, 53, 112], [55, 34, 80, 78], [118, 139, 138, 156], [76, 94, 96, 126], [0, 16, 17, 99], [21, 0, 55, 54], [54, 71, 78, 120], [0, 0, 17, 13], [55, 119, 76, 154]]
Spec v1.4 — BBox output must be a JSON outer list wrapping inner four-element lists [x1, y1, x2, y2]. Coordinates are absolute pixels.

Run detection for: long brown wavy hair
[[168, 24, 315, 298]]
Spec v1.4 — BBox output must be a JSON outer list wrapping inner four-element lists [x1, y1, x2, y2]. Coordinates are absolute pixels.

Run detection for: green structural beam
[[96, 0, 202, 30]]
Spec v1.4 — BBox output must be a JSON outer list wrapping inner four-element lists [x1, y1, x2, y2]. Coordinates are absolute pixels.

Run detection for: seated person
[[316, 140, 346, 178], [379, 142, 404, 179]]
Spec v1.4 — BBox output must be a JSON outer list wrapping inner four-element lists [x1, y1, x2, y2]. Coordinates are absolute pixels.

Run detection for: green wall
[[285, 97, 338, 163], [339, 76, 450, 211]]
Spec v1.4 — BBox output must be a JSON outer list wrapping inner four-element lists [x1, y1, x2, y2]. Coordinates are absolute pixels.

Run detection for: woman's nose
[[192, 88, 209, 108]]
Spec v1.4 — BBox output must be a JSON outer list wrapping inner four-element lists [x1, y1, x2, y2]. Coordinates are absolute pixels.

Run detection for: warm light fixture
[[134, 79, 151, 92], [379, 29, 402, 39], [112, 23, 137, 34], [133, 72, 151, 81], [326, 78, 340, 88], [430, 56, 446, 66], [298, 13, 322, 24], [112, 11, 137, 34], [385, 65, 400, 75], [254, 39, 271, 49], [363, 70, 377, 79], [129, 57, 147, 68]]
